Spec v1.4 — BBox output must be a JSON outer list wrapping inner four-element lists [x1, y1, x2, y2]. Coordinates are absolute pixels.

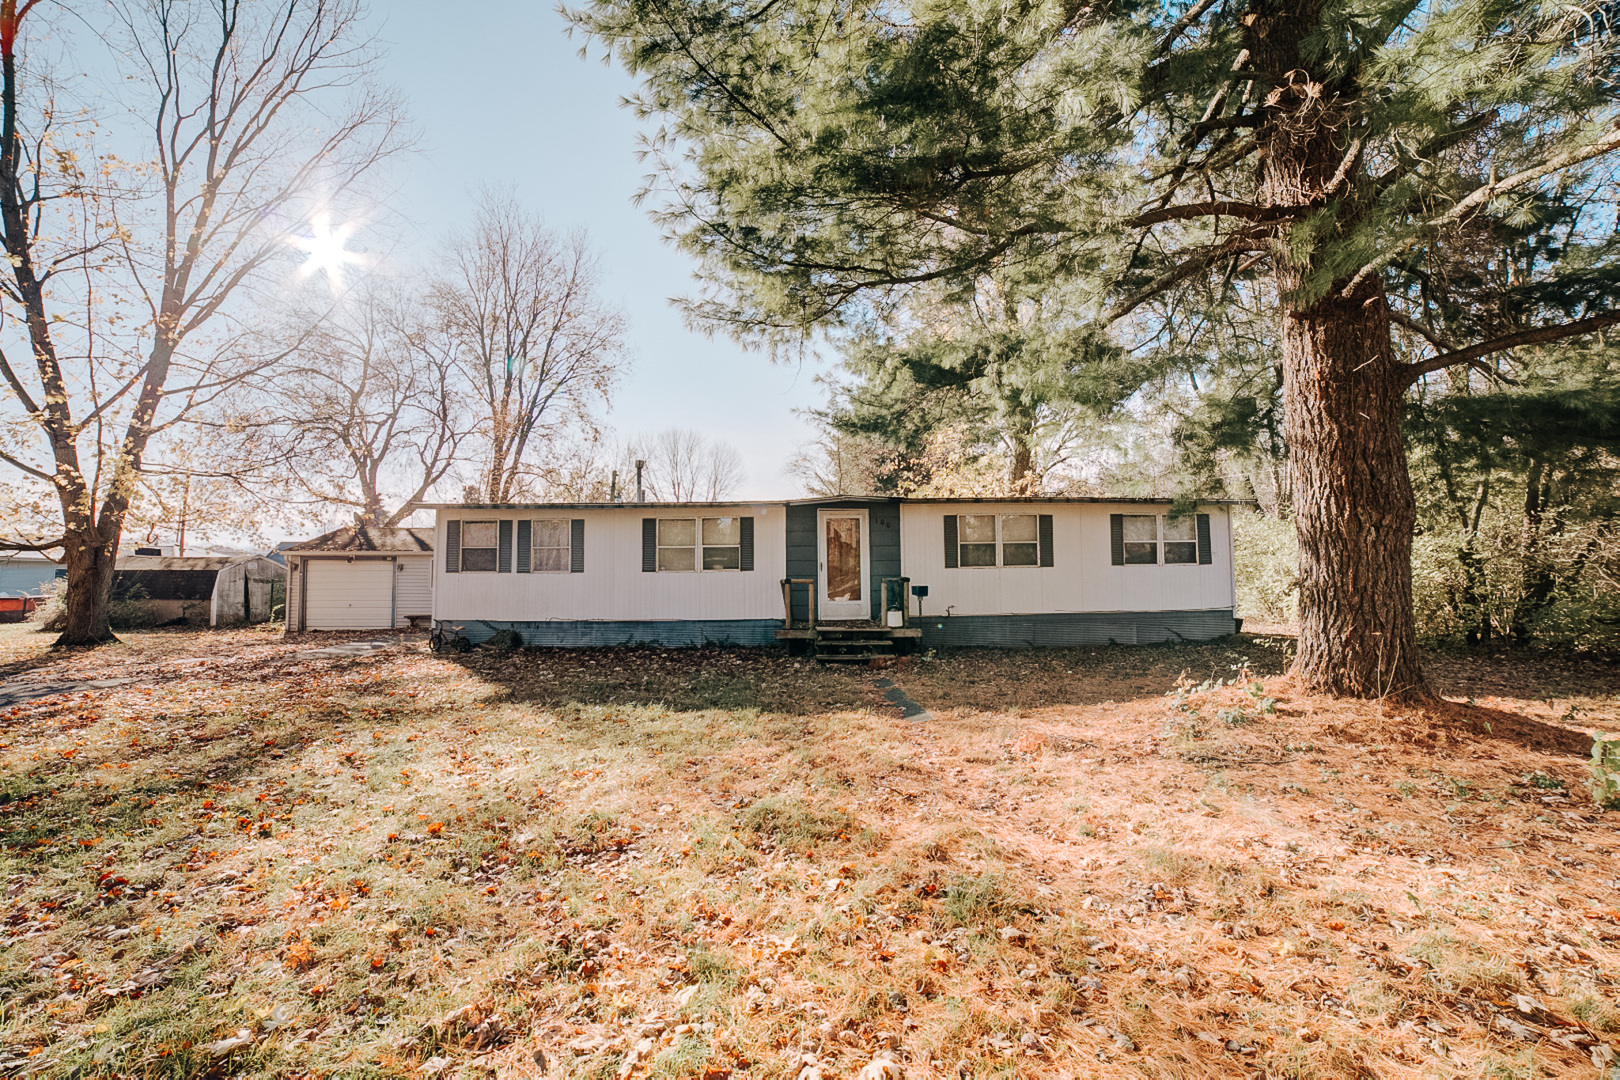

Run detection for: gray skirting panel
[[439, 618, 783, 648], [437, 610, 1237, 649], [915, 609, 1238, 647]]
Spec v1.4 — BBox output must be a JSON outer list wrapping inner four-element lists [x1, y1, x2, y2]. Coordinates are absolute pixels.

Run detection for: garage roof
[[284, 525, 433, 554]]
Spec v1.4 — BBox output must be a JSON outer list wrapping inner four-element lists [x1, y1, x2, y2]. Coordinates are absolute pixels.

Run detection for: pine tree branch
[[1130, 200, 1299, 227], [1387, 309, 1455, 353], [1374, 109, 1499, 194], [1107, 235, 1264, 322], [1346, 125, 1620, 298], [1403, 311, 1620, 383], [1154, 0, 1221, 56]]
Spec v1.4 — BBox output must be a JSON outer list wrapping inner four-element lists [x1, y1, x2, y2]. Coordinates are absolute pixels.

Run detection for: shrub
[[1590, 734, 1620, 811], [1231, 510, 1296, 623]]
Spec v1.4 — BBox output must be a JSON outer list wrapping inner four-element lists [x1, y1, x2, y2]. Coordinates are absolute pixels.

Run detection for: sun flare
[[291, 211, 363, 287]]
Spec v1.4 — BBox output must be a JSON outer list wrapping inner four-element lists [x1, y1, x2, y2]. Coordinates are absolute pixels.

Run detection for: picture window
[[1119, 514, 1201, 565]]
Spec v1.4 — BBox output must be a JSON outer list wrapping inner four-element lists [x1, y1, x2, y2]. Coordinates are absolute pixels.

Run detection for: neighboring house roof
[[284, 525, 434, 554], [115, 555, 239, 572]]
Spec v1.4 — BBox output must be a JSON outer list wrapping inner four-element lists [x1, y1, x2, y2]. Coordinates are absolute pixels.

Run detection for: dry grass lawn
[[0, 625, 1616, 1079]]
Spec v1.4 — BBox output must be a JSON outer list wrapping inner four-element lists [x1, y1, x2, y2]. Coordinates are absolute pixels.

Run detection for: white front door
[[816, 509, 869, 621]]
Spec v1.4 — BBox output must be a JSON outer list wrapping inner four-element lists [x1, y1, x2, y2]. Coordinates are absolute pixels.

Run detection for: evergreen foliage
[[572, 0, 1620, 691]]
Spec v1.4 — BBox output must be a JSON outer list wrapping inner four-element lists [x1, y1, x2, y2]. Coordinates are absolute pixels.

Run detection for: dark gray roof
[[284, 525, 433, 554], [414, 495, 1251, 511], [115, 555, 238, 571]]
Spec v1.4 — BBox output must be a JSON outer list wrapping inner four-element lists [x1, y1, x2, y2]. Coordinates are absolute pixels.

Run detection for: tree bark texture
[[1278, 285, 1426, 696], [1253, 3, 1429, 698], [57, 526, 118, 645]]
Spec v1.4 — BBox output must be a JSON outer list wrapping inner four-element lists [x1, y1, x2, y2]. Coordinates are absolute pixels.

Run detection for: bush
[[1591, 734, 1620, 812], [36, 581, 200, 631], [1231, 510, 1296, 623]]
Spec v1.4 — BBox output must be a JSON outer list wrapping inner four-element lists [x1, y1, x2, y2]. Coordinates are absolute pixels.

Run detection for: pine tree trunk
[[1251, 3, 1430, 699], [1280, 281, 1428, 697], [55, 526, 119, 647]]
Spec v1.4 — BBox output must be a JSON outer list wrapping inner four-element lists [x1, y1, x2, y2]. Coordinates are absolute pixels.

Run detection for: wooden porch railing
[[780, 578, 815, 629]]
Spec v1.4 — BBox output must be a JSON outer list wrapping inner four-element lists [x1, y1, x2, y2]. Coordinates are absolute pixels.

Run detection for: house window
[[657, 518, 696, 571], [531, 519, 570, 572], [702, 517, 742, 570], [1163, 516, 1198, 564], [460, 521, 498, 572], [956, 514, 1041, 568], [656, 517, 743, 571], [1120, 515, 1157, 564], [1115, 513, 1206, 565]]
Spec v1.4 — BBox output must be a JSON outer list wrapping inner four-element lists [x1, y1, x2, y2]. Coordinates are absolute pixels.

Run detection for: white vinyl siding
[[434, 507, 785, 623], [903, 502, 1234, 617], [304, 559, 394, 630], [394, 557, 433, 624]]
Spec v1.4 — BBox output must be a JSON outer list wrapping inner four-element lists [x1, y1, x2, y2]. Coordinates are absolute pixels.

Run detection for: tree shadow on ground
[[432, 636, 1301, 716]]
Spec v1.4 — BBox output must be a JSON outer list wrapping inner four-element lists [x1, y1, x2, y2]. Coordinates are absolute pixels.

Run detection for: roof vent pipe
[[634, 459, 646, 503]]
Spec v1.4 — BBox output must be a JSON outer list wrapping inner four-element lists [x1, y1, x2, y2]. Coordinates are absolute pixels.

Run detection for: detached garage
[[284, 526, 433, 632]]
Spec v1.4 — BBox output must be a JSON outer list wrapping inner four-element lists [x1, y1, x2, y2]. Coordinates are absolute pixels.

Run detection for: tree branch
[[1107, 235, 1266, 322], [1403, 311, 1620, 383], [1346, 124, 1620, 298], [0, 533, 64, 553], [1129, 199, 1300, 227]]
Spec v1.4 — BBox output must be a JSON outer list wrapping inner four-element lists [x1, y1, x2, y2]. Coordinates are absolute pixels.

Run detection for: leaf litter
[[0, 625, 1615, 1077]]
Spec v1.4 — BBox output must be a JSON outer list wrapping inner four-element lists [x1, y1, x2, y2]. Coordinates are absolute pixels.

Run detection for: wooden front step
[[813, 624, 897, 663]]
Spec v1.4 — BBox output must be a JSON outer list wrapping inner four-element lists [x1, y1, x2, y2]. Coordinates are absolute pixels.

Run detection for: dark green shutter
[[943, 515, 958, 568], [1038, 514, 1054, 567], [445, 520, 461, 574], [642, 518, 657, 572], [516, 519, 531, 573], [739, 516, 754, 571], [571, 519, 585, 573], [1110, 514, 1124, 566], [1196, 513, 1212, 565], [497, 520, 513, 573]]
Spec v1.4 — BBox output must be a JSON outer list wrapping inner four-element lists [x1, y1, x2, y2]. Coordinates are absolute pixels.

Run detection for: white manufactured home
[[425, 497, 1240, 657], [284, 526, 433, 631]]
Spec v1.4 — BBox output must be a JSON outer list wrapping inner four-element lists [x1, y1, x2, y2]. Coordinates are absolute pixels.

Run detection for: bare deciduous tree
[[236, 287, 472, 527], [632, 428, 745, 501], [434, 192, 627, 504], [0, 0, 405, 644]]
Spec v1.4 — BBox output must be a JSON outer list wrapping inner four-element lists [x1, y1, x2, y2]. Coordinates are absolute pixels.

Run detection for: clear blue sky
[[375, 1, 825, 499]]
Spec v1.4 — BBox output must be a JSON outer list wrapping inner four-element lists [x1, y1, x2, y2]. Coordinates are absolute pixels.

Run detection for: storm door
[[816, 509, 869, 621]]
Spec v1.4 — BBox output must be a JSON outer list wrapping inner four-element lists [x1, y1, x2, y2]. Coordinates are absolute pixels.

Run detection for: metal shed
[[110, 554, 285, 626]]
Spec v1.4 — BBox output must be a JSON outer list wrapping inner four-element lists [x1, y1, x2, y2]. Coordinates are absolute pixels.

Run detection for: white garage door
[[304, 559, 394, 630]]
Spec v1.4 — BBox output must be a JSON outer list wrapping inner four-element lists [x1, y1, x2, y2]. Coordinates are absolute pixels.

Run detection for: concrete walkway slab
[[295, 640, 402, 660], [873, 675, 931, 721]]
